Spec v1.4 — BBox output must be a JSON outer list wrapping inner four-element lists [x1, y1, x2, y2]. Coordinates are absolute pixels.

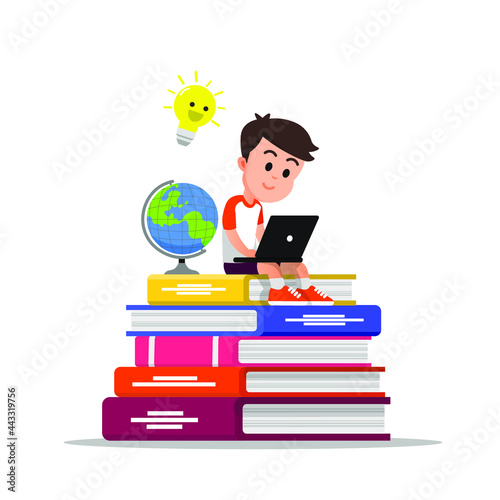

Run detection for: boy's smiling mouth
[[262, 182, 275, 190]]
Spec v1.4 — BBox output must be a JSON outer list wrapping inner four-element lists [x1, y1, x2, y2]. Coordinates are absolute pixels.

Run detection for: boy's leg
[[258, 262, 307, 304], [257, 262, 284, 289], [280, 262, 311, 289], [280, 262, 333, 305]]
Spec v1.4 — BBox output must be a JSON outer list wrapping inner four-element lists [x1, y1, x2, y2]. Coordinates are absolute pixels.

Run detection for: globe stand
[[165, 258, 199, 275]]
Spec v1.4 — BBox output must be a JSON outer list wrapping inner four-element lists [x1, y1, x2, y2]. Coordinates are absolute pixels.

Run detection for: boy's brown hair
[[241, 113, 318, 161]]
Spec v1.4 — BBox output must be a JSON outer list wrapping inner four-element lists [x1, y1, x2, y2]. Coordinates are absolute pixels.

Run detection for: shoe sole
[[268, 301, 309, 305], [308, 301, 334, 306]]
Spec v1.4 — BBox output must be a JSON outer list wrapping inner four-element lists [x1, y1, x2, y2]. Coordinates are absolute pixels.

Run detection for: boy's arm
[[225, 229, 256, 257]]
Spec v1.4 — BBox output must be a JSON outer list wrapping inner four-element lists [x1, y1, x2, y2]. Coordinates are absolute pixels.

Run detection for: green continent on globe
[[181, 211, 216, 246], [148, 184, 188, 215], [147, 183, 216, 247]]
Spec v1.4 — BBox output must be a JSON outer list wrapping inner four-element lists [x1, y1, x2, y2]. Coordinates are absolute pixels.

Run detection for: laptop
[[233, 215, 319, 263]]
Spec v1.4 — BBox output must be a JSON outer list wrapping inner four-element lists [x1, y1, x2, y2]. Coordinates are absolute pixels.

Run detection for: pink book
[[135, 336, 372, 367]]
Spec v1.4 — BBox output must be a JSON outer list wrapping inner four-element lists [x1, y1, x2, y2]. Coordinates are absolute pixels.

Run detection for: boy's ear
[[237, 157, 246, 172]]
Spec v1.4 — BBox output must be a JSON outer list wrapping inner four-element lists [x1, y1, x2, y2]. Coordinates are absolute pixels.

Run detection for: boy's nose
[[271, 174, 279, 180]]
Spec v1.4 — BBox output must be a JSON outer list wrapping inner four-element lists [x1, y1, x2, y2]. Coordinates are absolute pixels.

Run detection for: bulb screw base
[[176, 128, 196, 146]]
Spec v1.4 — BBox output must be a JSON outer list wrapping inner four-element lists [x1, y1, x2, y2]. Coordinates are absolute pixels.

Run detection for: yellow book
[[147, 274, 356, 305]]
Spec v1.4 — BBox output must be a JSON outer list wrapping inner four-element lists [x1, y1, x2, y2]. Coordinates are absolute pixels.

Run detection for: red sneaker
[[297, 286, 334, 305], [268, 286, 309, 305]]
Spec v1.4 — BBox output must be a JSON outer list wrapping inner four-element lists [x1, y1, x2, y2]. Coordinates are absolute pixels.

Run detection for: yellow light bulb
[[173, 85, 216, 146]]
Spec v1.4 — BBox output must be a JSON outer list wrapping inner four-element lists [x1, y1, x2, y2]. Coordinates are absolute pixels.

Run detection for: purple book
[[102, 396, 390, 441]]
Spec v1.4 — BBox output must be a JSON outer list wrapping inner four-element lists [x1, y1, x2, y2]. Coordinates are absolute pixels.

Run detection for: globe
[[142, 180, 218, 274]]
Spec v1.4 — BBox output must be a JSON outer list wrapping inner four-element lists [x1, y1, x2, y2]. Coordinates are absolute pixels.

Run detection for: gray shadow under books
[[65, 438, 441, 450]]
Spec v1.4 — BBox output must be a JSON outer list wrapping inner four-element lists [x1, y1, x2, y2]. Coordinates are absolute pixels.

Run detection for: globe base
[[164, 258, 199, 275]]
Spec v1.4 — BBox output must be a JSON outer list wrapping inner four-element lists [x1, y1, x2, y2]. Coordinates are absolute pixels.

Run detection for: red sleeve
[[257, 201, 264, 225], [222, 196, 241, 230]]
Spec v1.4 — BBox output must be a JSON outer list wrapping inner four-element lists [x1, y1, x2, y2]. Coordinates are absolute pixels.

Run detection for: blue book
[[126, 305, 381, 337]]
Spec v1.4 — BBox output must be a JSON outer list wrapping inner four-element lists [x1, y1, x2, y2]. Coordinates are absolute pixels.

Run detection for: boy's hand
[[225, 229, 257, 258]]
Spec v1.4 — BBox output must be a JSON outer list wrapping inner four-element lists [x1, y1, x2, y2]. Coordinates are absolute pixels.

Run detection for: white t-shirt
[[222, 195, 264, 263]]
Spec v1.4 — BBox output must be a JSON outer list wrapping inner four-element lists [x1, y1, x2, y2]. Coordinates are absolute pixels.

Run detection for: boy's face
[[238, 137, 305, 203]]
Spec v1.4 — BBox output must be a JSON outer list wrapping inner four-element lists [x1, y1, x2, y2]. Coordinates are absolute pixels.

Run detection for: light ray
[[163, 106, 173, 109], [211, 120, 220, 127], [217, 106, 225, 110], [177, 75, 184, 85], [194, 71, 198, 82], [206, 80, 212, 87], [214, 91, 223, 96], [168, 89, 176, 94]]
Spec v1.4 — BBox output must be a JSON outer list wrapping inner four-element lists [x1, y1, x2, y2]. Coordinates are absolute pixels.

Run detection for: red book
[[114, 366, 385, 397]]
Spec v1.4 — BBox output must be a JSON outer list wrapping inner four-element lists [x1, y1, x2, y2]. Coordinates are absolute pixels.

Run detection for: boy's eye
[[190, 102, 195, 107], [265, 162, 273, 171], [282, 169, 290, 178]]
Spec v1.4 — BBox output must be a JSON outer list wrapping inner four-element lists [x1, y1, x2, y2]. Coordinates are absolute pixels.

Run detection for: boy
[[222, 113, 333, 305]]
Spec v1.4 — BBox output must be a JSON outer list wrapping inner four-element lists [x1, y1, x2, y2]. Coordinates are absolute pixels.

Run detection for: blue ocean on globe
[[145, 182, 218, 256]]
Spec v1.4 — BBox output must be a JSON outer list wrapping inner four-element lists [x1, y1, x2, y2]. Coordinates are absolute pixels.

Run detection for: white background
[[2, 0, 500, 499]]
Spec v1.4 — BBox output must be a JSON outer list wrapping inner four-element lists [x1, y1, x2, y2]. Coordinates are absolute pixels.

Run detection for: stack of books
[[102, 274, 390, 441]]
